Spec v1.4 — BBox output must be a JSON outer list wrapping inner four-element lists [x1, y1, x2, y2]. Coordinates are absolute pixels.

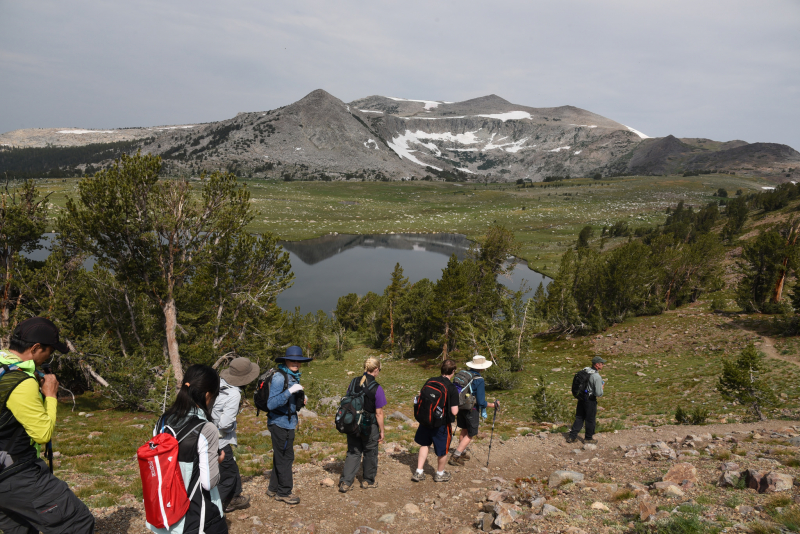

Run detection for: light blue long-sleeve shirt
[[266, 371, 299, 430], [211, 378, 240, 449]]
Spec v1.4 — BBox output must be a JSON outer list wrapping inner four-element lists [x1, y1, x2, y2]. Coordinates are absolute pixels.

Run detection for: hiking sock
[[452, 450, 462, 457], [436, 471, 444, 477], [415, 469, 424, 475]]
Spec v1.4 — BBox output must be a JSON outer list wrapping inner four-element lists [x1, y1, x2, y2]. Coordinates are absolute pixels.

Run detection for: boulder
[[317, 396, 339, 408], [583, 443, 598, 451], [662, 463, 697, 485], [719, 462, 740, 472], [377, 514, 395, 524], [298, 408, 318, 418], [639, 500, 657, 522], [548, 470, 584, 487], [591, 502, 610, 512], [387, 411, 411, 422], [718, 471, 741, 488], [650, 448, 677, 461], [541, 504, 565, 516], [320, 478, 335, 487], [763, 472, 794, 493], [664, 485, 684, 498], [529, 497, 546, 514], [476, 513, 493, 532], [493, 503, 522, 529], [743, 469, 765, 491], [486, 490, 506, 502]]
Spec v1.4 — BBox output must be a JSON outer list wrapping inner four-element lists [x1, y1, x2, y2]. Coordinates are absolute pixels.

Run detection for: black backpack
[[335, 377, 378, 436], [452, 370, 476, 411], [571, 369, 592, 400], [414, 379, 448, 428], [253, 368, 288, 416]]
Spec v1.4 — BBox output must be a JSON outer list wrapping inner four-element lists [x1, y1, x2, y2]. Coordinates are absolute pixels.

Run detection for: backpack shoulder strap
[[175, 417, 206, 444]]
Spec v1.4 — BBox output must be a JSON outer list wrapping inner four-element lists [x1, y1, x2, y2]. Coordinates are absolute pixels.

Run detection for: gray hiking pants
[[0, 459, 95, 533], [340, 423, 379, 486], [218, 444, 243, 507]]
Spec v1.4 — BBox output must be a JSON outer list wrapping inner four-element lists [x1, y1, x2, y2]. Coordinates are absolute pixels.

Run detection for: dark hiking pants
[[218, 444, 243, 507], [568, 398, 598, 440], [0, 459, 95, 534], [340, 423, 379, 486], [267, 425, 295, 497]]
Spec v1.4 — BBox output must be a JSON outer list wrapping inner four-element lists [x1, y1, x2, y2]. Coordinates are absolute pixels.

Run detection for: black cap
[[12, 318, 70, 354]]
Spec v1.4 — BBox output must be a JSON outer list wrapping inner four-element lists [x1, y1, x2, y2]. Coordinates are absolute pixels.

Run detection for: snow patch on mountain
[[58, 129, 115, 134], [625, 125, 651, 139], [387, 97, 450, 110], [549, 146, 571, 152], [387, 131, 443, 170], [476, 111, 532, 122]]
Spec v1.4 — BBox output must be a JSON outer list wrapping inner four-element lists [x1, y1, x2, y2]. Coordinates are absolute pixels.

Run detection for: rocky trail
[[93, 420, 800, 534]]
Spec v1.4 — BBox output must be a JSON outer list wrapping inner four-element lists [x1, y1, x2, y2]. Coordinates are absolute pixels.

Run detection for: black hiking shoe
[[224, 494, 250, 513], [565, 436, 577, 444], [338, 482, 351, 493], [584, 437, 598, 443], [448, 454, 466, 467]]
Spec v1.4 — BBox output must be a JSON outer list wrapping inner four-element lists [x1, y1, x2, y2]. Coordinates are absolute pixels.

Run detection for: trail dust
[[93, 419, 800, 534]]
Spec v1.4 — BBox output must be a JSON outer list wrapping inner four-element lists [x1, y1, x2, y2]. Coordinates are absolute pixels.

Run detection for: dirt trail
[[93, 419, 800, 534], [731, 322, 800, 368]]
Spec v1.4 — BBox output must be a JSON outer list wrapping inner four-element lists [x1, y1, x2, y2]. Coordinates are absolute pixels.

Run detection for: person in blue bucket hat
[[266, 345, 312, 505]]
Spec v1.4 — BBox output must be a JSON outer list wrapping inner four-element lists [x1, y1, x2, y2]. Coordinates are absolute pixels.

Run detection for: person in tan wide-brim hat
[[213, 357, 261, 512], [449, 355, 499, 468]]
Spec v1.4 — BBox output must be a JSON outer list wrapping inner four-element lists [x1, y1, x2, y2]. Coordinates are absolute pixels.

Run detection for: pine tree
[[384, 262, 408, 354], [429, 255, 470, 358], [717, 343, 777, 421]]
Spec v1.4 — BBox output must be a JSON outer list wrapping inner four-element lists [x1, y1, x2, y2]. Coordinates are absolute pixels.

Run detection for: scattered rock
[[540, 503, 564, 516], [564, 528, 589, 534], [403, 503, 420, 515], [662, 463, 697, 485], [591, 502, 610, 512], [298, 408, 318, 418], [387, 411, 411, 422], [476, 513, 493, 532], [377, 514, 395, 524], [583, 443, 598, 451], [320, 478, 335, 487], [735, 505, 755, 516], [259, 429, 271, 437], [353, 527, 384, 534], [486, 490, 506, 502], [88, 431, 103, 439], [548, 470, 584, 487], [383, 442, 408, 454], [763, 472, 794, 493], [52, 451, 61, 459], [251, 516, 263, 526], [301, 443, 310, 451], [636, 372, 646, 377], [529, 497, 546, 514], [664, 485, 684, 498], [639, 500, 657, 521], [78, 412, 86, 416], [85, 413, 94, 418], [317, 397, 339, 408], [720, 462, 740, 472], [718, 471, 741, 488]]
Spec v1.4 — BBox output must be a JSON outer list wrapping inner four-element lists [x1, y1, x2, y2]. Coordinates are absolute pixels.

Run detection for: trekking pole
[[486, 399, 500, 468]]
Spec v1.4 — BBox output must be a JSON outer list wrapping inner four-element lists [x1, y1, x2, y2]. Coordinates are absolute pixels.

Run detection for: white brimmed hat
[[466, 355, 492, 370]]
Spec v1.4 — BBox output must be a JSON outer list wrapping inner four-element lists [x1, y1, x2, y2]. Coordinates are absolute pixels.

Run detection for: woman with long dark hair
[[147, 364, 228, 534]]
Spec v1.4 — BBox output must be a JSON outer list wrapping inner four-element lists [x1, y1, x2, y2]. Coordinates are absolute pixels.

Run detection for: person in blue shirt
[[449, 355, 498, 467], [266, 346, 312, 505]]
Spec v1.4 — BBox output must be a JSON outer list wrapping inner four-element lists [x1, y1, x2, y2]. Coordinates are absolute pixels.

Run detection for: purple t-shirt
[[374, 386, 387, 410]]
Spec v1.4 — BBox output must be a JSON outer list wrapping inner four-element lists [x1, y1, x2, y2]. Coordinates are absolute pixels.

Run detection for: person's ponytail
[[163, 365, 220, 421]]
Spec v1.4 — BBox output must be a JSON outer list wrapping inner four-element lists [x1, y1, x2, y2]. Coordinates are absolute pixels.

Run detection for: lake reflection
[[277, 233, 551, 315]]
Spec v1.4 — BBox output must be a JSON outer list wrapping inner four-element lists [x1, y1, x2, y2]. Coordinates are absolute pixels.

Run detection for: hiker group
[[0, 315, 608, 534]]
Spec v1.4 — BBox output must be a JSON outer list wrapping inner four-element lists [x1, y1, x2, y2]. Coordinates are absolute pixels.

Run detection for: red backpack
[[414, 379, 449, 428], [137, 417, 205, 529]]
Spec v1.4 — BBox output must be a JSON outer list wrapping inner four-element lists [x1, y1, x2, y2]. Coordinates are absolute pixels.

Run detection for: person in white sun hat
[[449, 355, 499, 467]]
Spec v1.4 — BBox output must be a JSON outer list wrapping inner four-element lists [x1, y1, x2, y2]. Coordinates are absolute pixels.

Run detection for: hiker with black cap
[[566, 356, 606, 444], [212, 357, 260, 513], [266, 345, 311, 505], [0, 317, 95, 533]]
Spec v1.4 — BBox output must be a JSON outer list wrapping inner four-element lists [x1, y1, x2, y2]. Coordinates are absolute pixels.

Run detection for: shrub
[[530, 375, 571, 424], [675, 406, 688, 424], [689, 406, 709, 425]]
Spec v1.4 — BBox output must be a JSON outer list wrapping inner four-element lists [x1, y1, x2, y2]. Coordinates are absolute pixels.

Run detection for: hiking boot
[[338, 482, 351, 493], [411, 471, 426, 482], [224, 494, 250, 513], [361, 480, 378, 489], [461, 450, 471, 460], [275, 494, 300, 505], [266, 489, 276, 498], [565, 435, 577, 444], [434, 471, 452, 483], [584, 437, 598, 443], [448, 454, 466, 467]]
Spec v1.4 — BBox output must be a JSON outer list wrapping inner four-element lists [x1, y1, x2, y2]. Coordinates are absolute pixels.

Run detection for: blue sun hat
[[276, 345, 312, 362]]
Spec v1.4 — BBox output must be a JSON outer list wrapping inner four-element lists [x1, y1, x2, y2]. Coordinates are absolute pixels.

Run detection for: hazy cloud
[[1, 0, 798, 149]]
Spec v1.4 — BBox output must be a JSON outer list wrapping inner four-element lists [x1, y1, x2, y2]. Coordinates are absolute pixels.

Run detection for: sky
[[2, 0, 799, 149]]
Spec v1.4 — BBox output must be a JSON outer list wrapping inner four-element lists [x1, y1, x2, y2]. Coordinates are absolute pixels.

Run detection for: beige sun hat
[[220, 357, 261, 387], [465, 355, 492, 370]]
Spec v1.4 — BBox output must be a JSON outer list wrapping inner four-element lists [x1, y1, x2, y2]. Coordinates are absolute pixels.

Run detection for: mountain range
[[2, 89, 798, 181]]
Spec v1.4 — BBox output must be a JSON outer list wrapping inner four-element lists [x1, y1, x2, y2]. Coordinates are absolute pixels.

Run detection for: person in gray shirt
[[212, 357, 260, 512], [566, 356, 606, 444]]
